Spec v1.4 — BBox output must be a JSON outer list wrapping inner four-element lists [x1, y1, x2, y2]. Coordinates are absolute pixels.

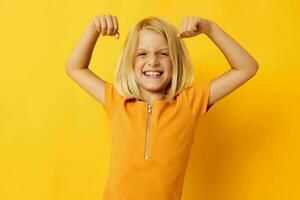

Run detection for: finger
[[177, 31, 183, 39], [181, 18, 189, 37], [178, 27, 182, 37], [114, 33, 120, 39], [193, 17, 199, 30], [178, 19, 185, 36], [99, 15, 107, 35], [186, 17, 196, 35], [112, 15, 119, 38], [105, 15, 114, 35], [188, 24, 197, 34], [188, 17, 197, 33], [94, 16, 101, 32]]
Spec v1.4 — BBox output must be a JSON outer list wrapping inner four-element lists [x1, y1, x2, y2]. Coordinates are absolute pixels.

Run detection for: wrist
[[205, 20, 217, 36]]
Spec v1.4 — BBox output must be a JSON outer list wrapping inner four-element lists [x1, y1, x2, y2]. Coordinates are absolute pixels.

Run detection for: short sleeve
[[101, 82, 114, 118], [185, 80, 213, 119]]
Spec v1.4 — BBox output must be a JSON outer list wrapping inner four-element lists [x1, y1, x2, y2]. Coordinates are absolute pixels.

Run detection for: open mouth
[[143, 71, 164, 78]]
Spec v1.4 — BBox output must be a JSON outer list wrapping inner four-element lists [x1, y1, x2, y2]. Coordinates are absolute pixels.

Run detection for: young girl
[[66, 14, 259, 200]]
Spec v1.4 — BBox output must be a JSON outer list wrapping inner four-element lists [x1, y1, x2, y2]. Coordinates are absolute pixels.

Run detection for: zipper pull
[[147, 104, 153, 113]]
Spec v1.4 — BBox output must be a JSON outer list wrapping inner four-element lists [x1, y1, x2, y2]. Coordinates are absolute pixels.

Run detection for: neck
[[140, 90, 166, 104]]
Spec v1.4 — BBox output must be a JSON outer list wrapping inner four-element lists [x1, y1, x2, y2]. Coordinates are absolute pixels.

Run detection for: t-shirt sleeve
[[185, 79, 214, 119], [101, 81, 114, 118]]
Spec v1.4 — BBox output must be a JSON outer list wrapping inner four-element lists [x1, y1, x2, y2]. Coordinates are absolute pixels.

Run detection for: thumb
[[177, 33, 182, 39], [114, 32, 120, 39]]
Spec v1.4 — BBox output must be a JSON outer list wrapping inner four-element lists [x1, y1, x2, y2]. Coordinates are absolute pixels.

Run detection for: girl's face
[[133, 29, 173, 97]]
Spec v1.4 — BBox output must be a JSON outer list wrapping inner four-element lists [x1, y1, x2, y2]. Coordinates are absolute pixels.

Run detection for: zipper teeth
[[145, 104, 152, 160]]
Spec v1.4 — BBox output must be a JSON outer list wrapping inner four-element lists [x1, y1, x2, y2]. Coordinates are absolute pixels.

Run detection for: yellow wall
[[0, 0, 299, 199]]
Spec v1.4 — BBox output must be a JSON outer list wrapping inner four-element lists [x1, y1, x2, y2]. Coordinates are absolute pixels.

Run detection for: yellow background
[[0, 0, 299, 199]]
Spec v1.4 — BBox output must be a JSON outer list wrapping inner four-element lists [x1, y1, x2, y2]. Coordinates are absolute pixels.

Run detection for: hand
[[177, 16, 213, 39], [92, 14, 120, 39]]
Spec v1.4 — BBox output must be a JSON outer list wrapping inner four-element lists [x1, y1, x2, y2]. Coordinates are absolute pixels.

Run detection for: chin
[[136, 75, 171, 91], [142, 85, 163, 91]]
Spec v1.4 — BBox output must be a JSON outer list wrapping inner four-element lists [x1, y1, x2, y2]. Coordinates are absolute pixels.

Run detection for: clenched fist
[[92, 14, 120, 39], [177, 16, 213, 39]]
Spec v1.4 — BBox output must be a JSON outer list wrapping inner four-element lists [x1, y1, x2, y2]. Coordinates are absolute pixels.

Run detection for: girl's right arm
[[65, 15, 120, 106]]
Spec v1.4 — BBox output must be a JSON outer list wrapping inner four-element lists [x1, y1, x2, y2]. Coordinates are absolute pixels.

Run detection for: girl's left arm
[[205, 21, 259, 106], [178, 17, 259, 107], [206, 21, 259, 74]]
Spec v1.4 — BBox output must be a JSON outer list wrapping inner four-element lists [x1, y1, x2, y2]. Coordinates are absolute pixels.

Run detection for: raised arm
[[204, 20, 259, 106], [177, 17, 259, 107], [65, 15, 120, 106]]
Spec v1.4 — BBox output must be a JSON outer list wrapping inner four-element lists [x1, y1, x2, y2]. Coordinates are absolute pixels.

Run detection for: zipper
[[145, 103, 153, 160]]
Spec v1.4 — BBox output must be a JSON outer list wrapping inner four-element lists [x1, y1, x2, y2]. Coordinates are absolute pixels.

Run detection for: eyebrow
[[136, 48, 169, 52]]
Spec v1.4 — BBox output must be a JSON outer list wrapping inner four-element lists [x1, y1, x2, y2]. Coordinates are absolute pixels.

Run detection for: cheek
[[134, 60, 143, 70], [133, 61, 140, 69], [165, 62, 173, 74]]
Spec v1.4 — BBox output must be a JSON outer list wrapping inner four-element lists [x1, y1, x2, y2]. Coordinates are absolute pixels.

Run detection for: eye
[[138, 53, 146, 56], [160, 52, 169, 56]]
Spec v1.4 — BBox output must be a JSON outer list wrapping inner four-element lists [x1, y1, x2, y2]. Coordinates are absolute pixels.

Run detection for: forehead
[[136, 29, 169, 49]]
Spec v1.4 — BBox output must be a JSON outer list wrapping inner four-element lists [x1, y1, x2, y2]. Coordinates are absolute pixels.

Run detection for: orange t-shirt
[[101, 80, 213, 200]]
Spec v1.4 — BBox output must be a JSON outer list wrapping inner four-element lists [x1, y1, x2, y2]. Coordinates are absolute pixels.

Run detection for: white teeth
[[144, 71, 162, 76]]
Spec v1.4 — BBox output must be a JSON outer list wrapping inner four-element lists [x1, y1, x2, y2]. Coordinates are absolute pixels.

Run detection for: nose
[[147, 54, 159, 66]]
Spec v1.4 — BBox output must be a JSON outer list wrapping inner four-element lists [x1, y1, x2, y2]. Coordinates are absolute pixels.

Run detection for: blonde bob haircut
[[114, 16, 195, 102]]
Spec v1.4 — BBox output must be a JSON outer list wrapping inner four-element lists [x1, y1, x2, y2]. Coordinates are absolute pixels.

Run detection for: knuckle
[[94, 16, 100, 23], [93, 20, 100, 29]]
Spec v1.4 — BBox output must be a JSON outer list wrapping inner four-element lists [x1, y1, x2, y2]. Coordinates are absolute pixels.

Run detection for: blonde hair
[[114, 16, 195, 102]]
